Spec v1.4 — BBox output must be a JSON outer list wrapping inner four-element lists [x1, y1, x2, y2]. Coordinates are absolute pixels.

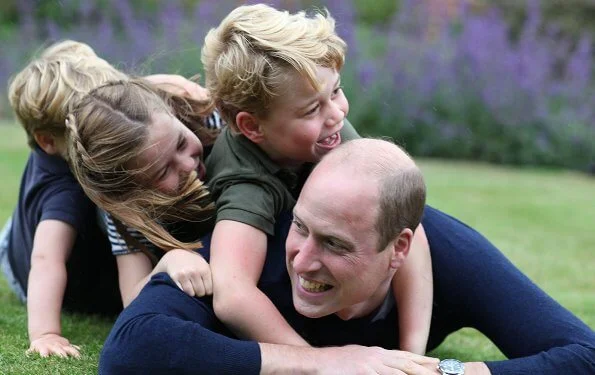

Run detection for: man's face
[[285, 166, 397, 320]]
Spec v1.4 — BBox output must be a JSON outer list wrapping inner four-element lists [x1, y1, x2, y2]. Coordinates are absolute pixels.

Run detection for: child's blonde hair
[[201, 4, 346, 131], [66, 79, 216, 251], [40, 39, 98, 59], [8, 40, 127, 149]]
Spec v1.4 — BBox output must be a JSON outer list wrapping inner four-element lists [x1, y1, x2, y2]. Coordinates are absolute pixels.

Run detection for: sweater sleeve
[[423, 206, 595, 375], [99, 273, 261, 375]]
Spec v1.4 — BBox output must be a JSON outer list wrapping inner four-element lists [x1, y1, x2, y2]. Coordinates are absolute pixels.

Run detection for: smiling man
[[99, 138, 595, 374], [286, 139, 424, 321]]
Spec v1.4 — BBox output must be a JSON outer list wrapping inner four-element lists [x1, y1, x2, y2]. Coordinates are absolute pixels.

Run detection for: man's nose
[[292, 237, 322, 273]]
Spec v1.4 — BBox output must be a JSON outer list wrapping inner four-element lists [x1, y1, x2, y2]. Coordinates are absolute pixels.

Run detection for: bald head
[[319, 138, 417, 175], [309, 138, 426, 251]]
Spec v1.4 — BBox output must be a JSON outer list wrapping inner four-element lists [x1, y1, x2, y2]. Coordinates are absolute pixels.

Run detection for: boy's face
[[256, 66, 349, 167]]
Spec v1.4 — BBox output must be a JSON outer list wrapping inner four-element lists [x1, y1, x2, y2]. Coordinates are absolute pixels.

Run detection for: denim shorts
[[0, 217, 26, 303]]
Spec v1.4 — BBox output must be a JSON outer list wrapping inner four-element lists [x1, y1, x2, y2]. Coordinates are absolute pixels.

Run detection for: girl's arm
[[107, 211, 211, 307], [392, 224, 433, 355], [116, 251, 153, 307], [144, 74, 209, 101], [210, 220, 309, 346], [27, 220, 80, 358], [117, 249, 212, 308]]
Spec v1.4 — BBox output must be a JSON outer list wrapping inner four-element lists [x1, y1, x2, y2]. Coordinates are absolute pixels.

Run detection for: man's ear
[[388, 228, 414, 270], [236, 111, 265, 143], [33, 131, 60, 155]]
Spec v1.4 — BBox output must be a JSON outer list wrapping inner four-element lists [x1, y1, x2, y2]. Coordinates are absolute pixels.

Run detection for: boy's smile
[[252, 66, 349, 167]]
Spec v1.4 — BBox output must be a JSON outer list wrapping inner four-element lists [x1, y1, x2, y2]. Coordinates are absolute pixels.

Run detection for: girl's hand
[[27, 333, 81, 358], [159, 249, 213, 297], [144, 74, 210, 101]]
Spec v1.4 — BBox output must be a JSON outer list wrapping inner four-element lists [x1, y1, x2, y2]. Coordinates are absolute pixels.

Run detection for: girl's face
[[134, 112, 205, 194]]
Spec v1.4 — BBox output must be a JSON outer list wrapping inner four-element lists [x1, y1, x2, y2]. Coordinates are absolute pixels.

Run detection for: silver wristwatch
[[437, 359, 465, 375]]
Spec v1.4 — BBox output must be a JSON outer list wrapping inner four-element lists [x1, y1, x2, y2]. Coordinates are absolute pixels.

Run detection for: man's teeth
[[318, 133, 338, 146], [300, 277, 332, 292]]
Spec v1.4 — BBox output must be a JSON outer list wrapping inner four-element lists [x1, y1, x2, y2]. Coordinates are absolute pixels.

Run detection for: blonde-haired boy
[[202, 4, 433, 354], [0, 40, 126, 359], [1, 40, 216, 359]]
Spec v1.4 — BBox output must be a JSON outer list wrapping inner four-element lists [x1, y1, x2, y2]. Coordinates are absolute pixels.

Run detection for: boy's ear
[[388, 228, 414, 270], [33, 131, 60, 155], [236, 111, 265, 143]]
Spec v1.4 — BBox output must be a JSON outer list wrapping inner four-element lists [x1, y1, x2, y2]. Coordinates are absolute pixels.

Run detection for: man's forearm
[[260, 343, 317, 374], [465, 362, 491, 375], [100, 273, 262, 375], [260, 343, 441, 374]]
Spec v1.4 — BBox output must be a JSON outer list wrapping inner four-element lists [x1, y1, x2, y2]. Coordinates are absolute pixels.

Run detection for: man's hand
[[27, 333, 80, 358], [320, 346, 440, 374], [157, 249, 213, 297], [261, 343, 440, 374]]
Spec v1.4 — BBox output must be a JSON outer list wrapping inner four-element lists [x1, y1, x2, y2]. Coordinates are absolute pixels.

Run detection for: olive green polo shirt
[[205, 119, 360, 235]]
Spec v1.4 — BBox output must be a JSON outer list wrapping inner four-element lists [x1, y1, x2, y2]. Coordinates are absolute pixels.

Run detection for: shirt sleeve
[[205, 110, 226, 130], [423, 206, 595, 374], [214, 182, 284, 236], [103, 212, 159, 257], [39, 187, 93, 233], [340, 118, 361, 141], [99, 273, 261, 375]]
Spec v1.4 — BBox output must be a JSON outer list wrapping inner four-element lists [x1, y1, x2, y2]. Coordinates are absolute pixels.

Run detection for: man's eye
[[325, 239, 338, 247], [324, 239, 345, 251]]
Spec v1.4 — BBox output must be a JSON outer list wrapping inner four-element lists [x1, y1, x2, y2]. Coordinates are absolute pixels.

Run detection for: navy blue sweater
[[99, 206, 595, 374]]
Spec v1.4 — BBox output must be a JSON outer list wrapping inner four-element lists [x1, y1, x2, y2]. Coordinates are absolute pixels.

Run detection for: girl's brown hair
[[66, 79, 217, 251]]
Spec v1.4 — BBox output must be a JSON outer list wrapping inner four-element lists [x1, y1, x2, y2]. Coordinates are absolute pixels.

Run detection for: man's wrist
[[463, 362, 491, 375], [259, 343, 318, 375]]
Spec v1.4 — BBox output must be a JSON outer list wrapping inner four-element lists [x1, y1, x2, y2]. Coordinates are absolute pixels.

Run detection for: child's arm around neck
[[210, 219, 309, 346]]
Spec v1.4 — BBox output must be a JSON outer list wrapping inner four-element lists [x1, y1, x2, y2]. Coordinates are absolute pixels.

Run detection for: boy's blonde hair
[[8, 40, 127, 149], [66, 79, 216, 251], [40, 39, 97, 59], [201, 4, 346, 131]]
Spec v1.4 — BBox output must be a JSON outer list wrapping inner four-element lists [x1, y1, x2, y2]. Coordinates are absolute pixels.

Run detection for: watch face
[[439, 359, 464, 374]]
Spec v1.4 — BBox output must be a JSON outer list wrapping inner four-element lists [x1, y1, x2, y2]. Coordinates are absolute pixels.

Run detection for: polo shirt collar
[[33, 147, 71, 175]]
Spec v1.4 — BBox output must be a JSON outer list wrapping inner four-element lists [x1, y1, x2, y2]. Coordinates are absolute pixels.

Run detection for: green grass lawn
[[0, 121, 593, 373]]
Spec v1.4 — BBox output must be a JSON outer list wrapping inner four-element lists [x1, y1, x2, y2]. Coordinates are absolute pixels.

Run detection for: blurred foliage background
[[0, 0, 593, 172]]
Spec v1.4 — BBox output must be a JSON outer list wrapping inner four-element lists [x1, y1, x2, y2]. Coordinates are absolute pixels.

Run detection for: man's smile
[[299, 276, 333, 293]]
